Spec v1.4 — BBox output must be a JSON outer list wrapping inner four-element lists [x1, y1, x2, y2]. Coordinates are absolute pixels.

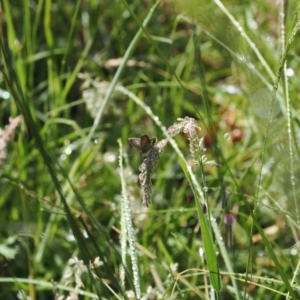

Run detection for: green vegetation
[[1, 0, 300, 299]]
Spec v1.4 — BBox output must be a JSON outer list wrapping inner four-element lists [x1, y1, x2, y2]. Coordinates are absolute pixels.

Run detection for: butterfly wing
[[129, 134, 157, 155], [140, 134, 151, 154], [128, 137, 141, 151]]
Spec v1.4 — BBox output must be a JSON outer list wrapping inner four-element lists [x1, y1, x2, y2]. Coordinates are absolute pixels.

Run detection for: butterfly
[[128, 134, 157, 155]]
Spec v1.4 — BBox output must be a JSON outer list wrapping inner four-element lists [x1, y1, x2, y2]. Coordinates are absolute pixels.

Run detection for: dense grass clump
[[0, 1, 300, 299]]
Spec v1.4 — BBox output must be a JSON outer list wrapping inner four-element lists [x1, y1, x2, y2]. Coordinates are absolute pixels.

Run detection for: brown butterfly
[[128, 134, 157, 155]]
